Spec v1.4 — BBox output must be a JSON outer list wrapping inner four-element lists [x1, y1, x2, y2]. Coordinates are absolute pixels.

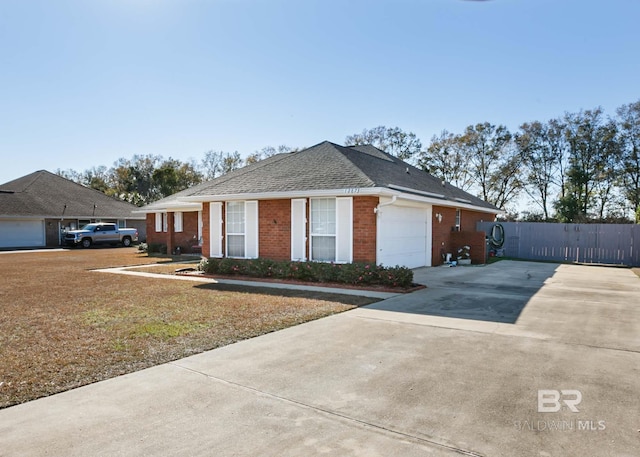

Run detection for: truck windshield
[[81, 224, 98, 231]]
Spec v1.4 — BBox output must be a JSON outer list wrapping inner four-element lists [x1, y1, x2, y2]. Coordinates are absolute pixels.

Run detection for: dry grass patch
[[0, 248, 376, 408]]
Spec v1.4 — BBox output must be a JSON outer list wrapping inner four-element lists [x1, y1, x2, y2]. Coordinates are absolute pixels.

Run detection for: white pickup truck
[[63, 223, 138, 248]]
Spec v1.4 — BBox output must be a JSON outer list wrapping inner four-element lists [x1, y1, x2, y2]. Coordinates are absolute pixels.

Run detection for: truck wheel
[[81, 238, 92, 249], [122, 236, 132, 247]]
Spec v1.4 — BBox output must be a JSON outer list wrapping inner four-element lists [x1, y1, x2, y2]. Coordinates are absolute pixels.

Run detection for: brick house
[[0, 170, 146, 249], [140, 141, 499, 267]]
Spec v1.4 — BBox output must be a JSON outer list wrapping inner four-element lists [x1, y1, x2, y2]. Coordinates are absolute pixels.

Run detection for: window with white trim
[[163, 212, 168, 232], [310, 198, 336, 262], [174, 212, 183, 232], [455, 208, 461, 230], [155, 213, 163, 232], [226, 202, 245, 257]]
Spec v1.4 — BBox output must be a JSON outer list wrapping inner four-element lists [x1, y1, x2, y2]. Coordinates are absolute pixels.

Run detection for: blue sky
[[1, 0, 639, 185]]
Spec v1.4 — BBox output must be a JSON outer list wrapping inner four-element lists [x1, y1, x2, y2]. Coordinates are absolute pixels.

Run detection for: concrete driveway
[[1, 261, 639, 456]]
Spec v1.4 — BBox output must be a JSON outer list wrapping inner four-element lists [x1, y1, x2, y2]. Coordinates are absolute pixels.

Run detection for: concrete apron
[[1, 261, 639, 457]]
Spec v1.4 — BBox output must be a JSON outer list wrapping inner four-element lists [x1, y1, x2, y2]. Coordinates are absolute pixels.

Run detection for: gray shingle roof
[[0, 170, 144, 219], [171, 141, 497, 211], [187, 142, 375, 196], [339, 143, 496, 209]]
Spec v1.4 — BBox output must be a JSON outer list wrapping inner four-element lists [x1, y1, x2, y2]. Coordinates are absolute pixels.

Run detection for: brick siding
[[145, 214, 166, 246], [168, 212, 199, 253], [259, 200, 291, 261], [451, 230, 487, 265], [461, 210, 493, 233], [202, 204, 210, 258], [431, 206, 458, 265], [432, 206, 495, 265], [353, 196, 378, 263]]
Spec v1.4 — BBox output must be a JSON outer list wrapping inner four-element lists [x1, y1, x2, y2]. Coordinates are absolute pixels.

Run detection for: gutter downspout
[[374, 195, 397, 214]]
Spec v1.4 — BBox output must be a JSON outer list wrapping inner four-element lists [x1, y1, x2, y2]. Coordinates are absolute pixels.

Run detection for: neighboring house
[[140, 141, 499, 267], [0, 170, 146, 249], [136, 185, 205, 254]]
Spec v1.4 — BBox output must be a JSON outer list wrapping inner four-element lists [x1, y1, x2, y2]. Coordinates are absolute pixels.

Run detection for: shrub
[[147, 243, 167, 254], [199, 258, 413, 289]]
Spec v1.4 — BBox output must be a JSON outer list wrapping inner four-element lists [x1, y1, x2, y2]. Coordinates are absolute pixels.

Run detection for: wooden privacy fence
[[477, 222, 640, 267]]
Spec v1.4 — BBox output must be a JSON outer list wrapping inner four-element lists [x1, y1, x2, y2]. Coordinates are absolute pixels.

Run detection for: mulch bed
[[176, 270, 426, 294]]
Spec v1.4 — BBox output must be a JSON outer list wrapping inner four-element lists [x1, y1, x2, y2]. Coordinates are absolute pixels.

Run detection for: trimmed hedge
[[199, 258, 414, 289]]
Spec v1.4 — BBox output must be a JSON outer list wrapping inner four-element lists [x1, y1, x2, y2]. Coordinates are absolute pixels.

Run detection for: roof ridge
[[346, 144, 396, 163], [191, 152, 292, 190], [14, 170, 46, 192], [327, 143, 377, 187], [335, 144, 396, 186]]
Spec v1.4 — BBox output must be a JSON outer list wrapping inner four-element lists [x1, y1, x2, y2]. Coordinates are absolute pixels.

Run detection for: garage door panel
[[377, 206, 430, 268], [0, 220, 45, 248]]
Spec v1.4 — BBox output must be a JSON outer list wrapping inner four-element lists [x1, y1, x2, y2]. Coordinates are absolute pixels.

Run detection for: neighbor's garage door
[[0, 219, 45, 248], [377, 205, 430, 268]]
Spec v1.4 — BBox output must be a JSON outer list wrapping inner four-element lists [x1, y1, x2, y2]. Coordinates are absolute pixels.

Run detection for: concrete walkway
[[1, 261, 639, 457]]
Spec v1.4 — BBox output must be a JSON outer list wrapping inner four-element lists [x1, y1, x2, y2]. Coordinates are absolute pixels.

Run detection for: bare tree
[[245, 145, 293, 165], [200, 150, 225, 180], [345, 126, 422, 162], [559, 108, 621, 221], [418, 130, 473, 191], [616, 100, 640, 220], [515, 121, 561, 220], [457, 122, 523, 209]]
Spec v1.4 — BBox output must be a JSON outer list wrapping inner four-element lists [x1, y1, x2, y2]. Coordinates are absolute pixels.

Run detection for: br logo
[[537, 390, 582, 413]]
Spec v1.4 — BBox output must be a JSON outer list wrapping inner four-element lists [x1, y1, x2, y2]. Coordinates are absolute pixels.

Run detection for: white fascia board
[[178, 188, 389, 202], [132, 202, 202, 214], [178, 186, 502, 215], [382, 188, 502, 215], [388, 183, 445, 199], [160, 203, 202, 213], [1, 214, 146, 220], [0, 216, 45, 220]]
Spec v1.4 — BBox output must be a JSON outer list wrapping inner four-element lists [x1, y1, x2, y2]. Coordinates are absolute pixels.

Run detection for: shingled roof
[[158, 141, 497, 212], [0, 170, 144, 219]]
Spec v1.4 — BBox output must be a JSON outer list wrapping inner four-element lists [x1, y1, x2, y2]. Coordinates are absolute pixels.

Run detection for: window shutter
[[209, 202, 223, 257], [174, 212, 183, 233], [245, 201, 259, 259], [155, 213, 162, 232], [336, 197, 353, 263], [291, 199, 307, 261]]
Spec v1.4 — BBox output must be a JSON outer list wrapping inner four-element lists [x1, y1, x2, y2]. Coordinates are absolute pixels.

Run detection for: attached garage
[[0, 219, 45, 248], [376, 200, 432, 268]]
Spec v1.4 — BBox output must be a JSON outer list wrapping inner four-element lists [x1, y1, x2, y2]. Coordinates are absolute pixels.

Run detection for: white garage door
[[377, 205, 430, 268], [0, 219, 45, 248]]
